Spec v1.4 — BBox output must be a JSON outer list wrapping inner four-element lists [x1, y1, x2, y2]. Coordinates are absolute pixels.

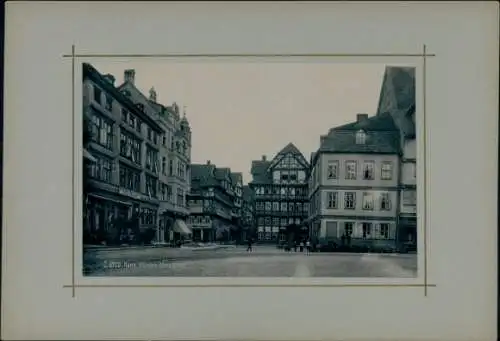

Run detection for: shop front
[[398, 215, 417, 252], [85, 192, 132, 245]]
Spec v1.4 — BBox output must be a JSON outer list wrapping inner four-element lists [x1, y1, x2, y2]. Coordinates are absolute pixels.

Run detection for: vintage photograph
[[82, 61, 417, 277]]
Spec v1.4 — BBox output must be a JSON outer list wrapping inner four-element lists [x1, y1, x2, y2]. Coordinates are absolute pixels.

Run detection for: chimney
[[357, 113, 369, 122], [262, 155, 267, 161], [103, 74, 115, 85], [124, 69, 135, 84], [206, 160, 211, 165]]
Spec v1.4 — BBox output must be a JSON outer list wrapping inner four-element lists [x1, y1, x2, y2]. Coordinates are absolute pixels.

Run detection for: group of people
[[285, 239, 313, 254]]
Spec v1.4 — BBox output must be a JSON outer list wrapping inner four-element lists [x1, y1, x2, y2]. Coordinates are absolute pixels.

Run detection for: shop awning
[[83, 148, 97, 162], [173, 219, 192, 235]]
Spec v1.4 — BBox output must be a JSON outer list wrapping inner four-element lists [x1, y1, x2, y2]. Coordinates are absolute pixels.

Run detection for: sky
[[90, 61, 386, 184]]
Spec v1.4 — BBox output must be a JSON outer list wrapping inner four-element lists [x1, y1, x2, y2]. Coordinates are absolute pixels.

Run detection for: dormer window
[[356, 130, 367, 144]]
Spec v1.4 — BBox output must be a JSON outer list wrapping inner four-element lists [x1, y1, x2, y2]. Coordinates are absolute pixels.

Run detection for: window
[[140, 208, 157, 225], [326, 191, 338, 209], [281, 202, 287, 212], [273, 217, 279, 226], [363, 161, 375, 180], [265, 202, 272, 211], [162, 157, 167, 175], [93, 85, 102, 104], [162, 135, 167, 146], [356, 130, 367, 144], [403, 190, 417, 206], [145, 175, 158, 198], [413, 163, 417, 179], [159, 183, 167, 200], [256, 202, 264, 211], [344, 222, 353, 236], [145, 146, 159, 174], [88, 155, 112, 183], [362, 192, 374, 210], [90, 114, 113, 150], [120, 132, 141, 165], [146, 128, 158, 145], [135, 118, 142, 133], [378, 223, 390, 239], [177, 161, 185, 179], [265, 217, 271, 225], [258, 217, 264, 225], [168, 159, 174, 175], [177, 188, 184, 207], [344, 192, 356, 209], [380, 192, 391, 210], [327, 161, 339, 179], [280, 174, 289, 181], [272, 202, 279, 211], [381, 162, 393, 180], [105, 95, 113, 111], [362, 222, 372, 238], [121, 108, 128, 122], [281, 218, 287, 226], [280, 187, 286, 196], [345, 161, 357, 180], [119, 164, 141, 192]]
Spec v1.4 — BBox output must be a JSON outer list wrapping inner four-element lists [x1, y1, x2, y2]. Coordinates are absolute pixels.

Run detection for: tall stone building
[[82, 64, 166, 245], [308, 113, 400, 250], [249, 143, 310, 243], [307, 65, 416, 252], [82, 63, 193, 245]]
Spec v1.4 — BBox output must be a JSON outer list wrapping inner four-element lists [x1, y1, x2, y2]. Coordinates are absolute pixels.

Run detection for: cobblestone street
[[84, 245, 417, 277]]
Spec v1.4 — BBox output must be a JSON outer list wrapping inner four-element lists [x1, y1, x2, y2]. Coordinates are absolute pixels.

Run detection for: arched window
[[356, 130, 367, 144]]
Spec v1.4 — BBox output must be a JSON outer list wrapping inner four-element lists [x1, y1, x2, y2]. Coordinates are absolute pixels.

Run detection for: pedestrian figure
[[341, 234, 346, 248], [306, 240, 311, 254], [246, 238, 253, 252], [294, 241, 298, 252], [299, 240, 304, 252]]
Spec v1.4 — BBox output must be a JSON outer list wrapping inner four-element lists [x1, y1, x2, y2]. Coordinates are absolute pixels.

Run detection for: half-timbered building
[[249, 143, 310, 243]]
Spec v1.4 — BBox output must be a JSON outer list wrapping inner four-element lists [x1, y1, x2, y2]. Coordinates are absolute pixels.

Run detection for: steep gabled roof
[[190, 164, 218, 188], [318, 113, 400, 154], [250, 160, 272, 185], [214, 167, 231, 181], [329, 112, 399, 133], [230, 172, 243, 185], [277, 142, 302, 156], [376, 66, 416, 138]]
